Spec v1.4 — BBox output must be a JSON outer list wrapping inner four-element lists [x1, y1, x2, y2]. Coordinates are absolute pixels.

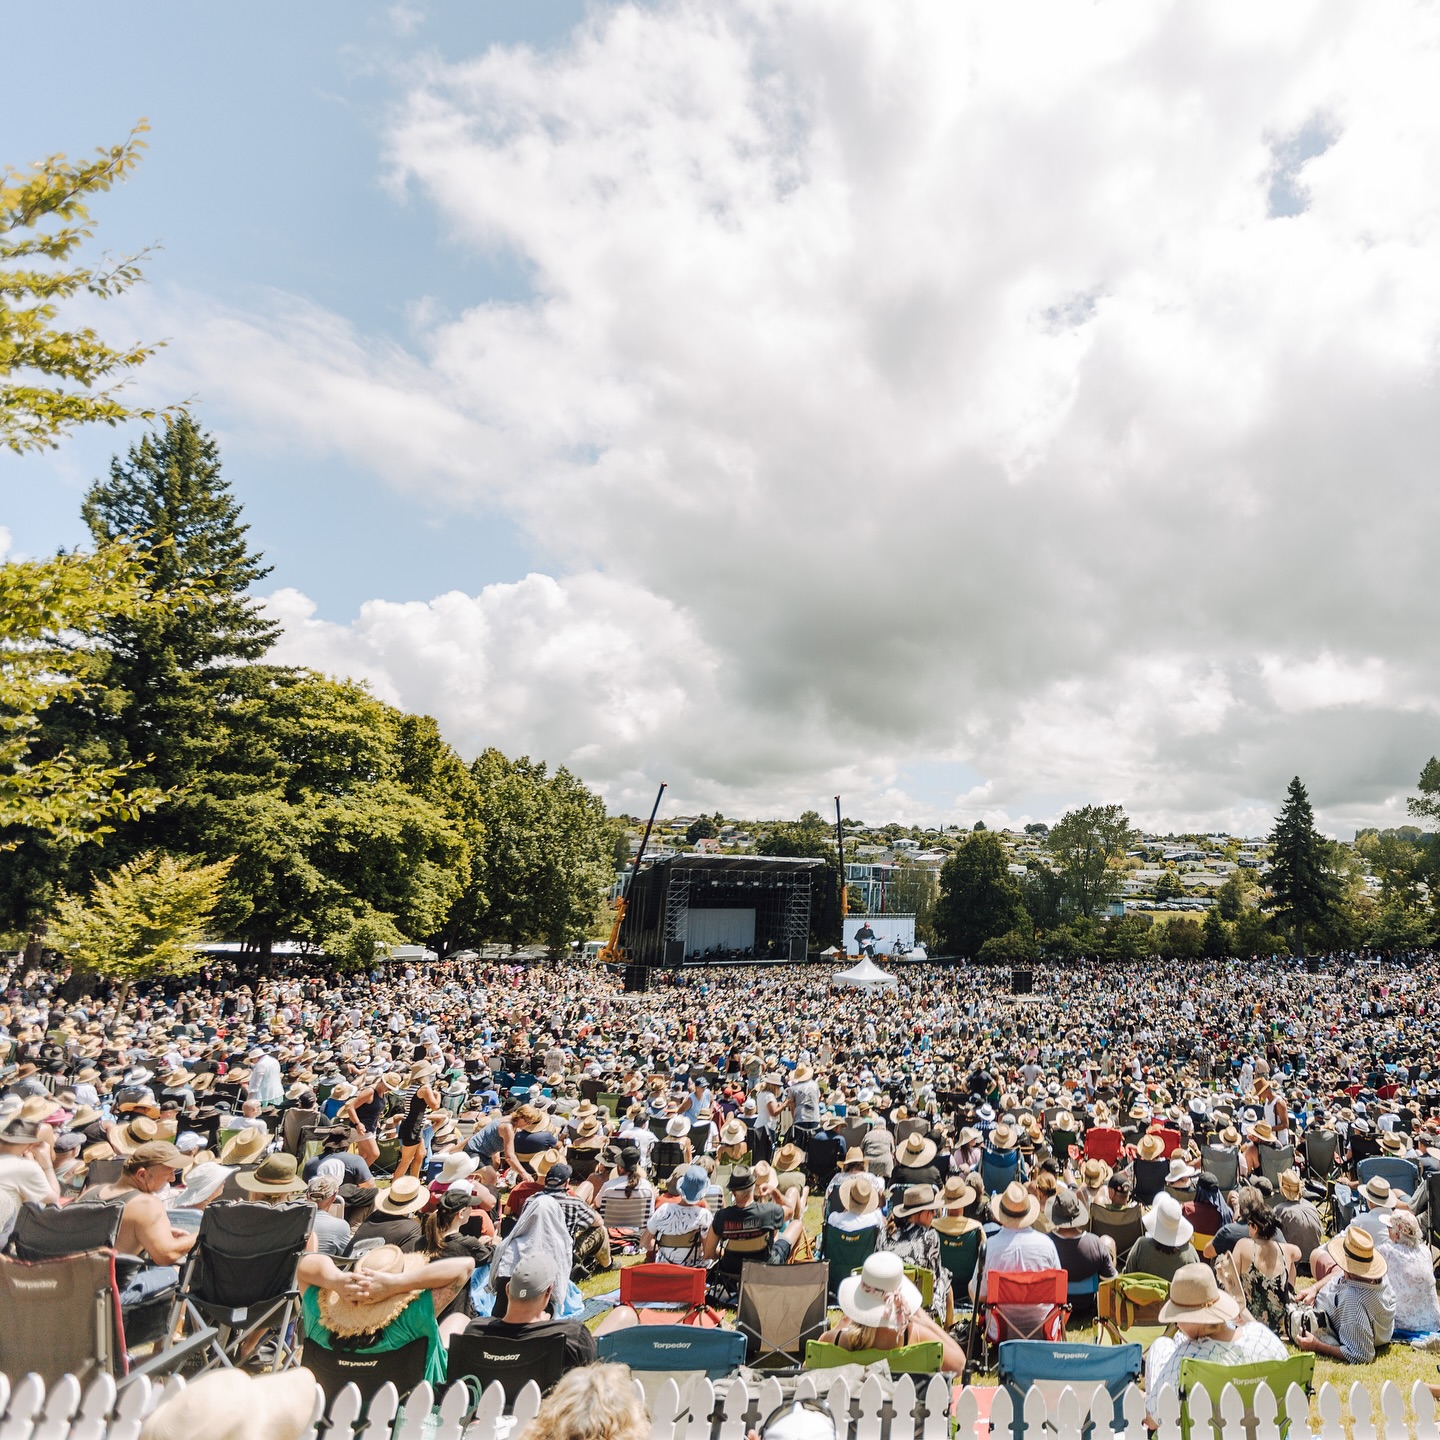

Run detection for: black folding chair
[[170, 1200, 315, 1371], [446, 1329, 568, 1405], [80, 1158, 125, 1192], [305, 1335, 431, 1410]]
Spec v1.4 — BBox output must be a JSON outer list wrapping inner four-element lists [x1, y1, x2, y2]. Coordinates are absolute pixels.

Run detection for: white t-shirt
[[645, 1200, 713, 1262], [0, 1155, 53, 1207]]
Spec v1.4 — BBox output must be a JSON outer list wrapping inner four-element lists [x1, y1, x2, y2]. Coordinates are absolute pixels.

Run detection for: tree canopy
[[1048, 803, 1134, 918], [934, 830, 1028, 958], [1264, 776, 1343, 952]]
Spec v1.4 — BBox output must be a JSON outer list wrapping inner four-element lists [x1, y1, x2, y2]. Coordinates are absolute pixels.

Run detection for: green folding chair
[[824, 1224, 879, 1301], [1178, 1353, 1315, 1440], [805, 1339, 943, 1375], [937, 1227, 984, 1314]]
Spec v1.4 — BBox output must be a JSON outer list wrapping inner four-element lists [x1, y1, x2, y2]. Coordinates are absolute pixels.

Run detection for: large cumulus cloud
[[180, 1, 1440, 831]]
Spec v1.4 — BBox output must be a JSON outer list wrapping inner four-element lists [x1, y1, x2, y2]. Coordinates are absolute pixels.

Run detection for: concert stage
[[614, 854, 824, 988]]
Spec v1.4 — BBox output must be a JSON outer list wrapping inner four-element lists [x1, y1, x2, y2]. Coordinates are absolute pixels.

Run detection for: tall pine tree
[[1264, 776, 1342, 953]]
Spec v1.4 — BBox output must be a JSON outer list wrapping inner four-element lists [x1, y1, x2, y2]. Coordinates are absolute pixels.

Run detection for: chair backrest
[[1256, 1144, 1296, 1190], [568, 1148, 602, 1184], [653, 1140, 688, 1174], [190, 1200, 315, 1308], [599, 1323, 747, 1377], [0, 1250, 123, 1385], [1302, 1130, 1339, 1180], [894, 1118, 926, 1147], [1356, 1155, 1419, 1195], [620, 1261, 706, 1310], [80, 1158, 125, 1192], [1084, 1128, 1124, 1165], [306, 1334, 430, 1409], [1178, 1353, 1316, 1440], [11, 1202, 122, 1260], [1050, 1128, 1079, 1159], [823, 1223, 878, 1299], [1134, 1158, 1169, 1204], [597, 1091, 622, 1118], [1200, 1146, 1240, 1192], [937, 1227, 984, 1298], [281, 1107, 322, 1157], [735, 1259, 828, 1369], [1088, 1203, 1145, 1256], [841, 1123, 869, 1154], [980, 1149, 1020, 1193], [600, 1192, 654, 1229], [446, 1329, 567, 1406], [998, 1340, 1143, 1440], [805, 1339, 942, 1375], [985, 1268, 1068, 1308], [1428, 1172, 1440, 1248]]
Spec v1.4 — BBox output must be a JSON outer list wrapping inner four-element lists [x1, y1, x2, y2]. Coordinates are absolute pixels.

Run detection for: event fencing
[[3, 1368, 1440, 1440]]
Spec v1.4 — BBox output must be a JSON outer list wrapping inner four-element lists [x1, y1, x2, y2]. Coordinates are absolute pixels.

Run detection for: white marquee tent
[[831, 955, 898, 990]]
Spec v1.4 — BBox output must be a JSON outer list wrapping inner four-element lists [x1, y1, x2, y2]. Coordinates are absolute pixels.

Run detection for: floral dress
[[1239, 1259, 1292, 1336], [877, 1221, 951, 1320]]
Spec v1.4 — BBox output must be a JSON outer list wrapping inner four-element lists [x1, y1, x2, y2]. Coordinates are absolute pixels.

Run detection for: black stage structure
[[615, 854, 824, 991]]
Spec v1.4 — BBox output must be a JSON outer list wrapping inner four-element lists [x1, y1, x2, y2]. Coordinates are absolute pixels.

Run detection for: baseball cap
[[507, 1254, 553, 1302]]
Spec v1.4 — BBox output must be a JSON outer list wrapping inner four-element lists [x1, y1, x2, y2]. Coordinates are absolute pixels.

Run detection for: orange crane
[[597, 782, 666, 966]]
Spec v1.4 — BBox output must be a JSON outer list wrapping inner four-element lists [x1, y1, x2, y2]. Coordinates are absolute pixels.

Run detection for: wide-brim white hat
[[1143, 1194, 1194, 1248], [837, 1252, 922, 1327]]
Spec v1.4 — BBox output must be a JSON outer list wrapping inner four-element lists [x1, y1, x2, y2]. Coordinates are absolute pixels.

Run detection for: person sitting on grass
[[817, 1252, 966, 1373], [1289, 1225, 1396, 1364]]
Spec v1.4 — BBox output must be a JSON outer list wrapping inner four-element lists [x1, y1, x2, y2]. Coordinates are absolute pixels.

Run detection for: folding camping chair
[[281, 1106, 322, 1157], [0, 1249, 214, 1389], [11, 1201, 177, 1349], [980, 1148, 1021, 1196], [823, 1224, 879, 1301], [805, 1340, 943, 1375], [1178, 1353, 1315, 1440], [169, 1199, 315, 1371], [446, 1330, 567, 1406], [1200, 1145, 1240, 1193], [1088, 1203, 1145, 1262], [305, 1335, 431, 1410], [1084, 1128, 1124, 1166], [598, 1325, 748, 1410], [1095, 1272, 1172, 1352], [997, 1340, 1143, 1440], [969, 1269, 1070, 1376], [600, 1191, 654, 1254], [1134, 1158, 1169, 1205], [619, 1261, 722, 1326], [711, 1223, 776, 1299], [734, 1259, 828, 1370], [1255, 1145, 1296, 1193], [1356, 1155, 1420, 1195], [80, 1157, 125, 1192], [938, 1227, 985, 1323]]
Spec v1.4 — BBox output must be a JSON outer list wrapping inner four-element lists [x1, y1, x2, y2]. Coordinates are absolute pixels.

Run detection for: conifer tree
[[1264, 776, 1342, 953]]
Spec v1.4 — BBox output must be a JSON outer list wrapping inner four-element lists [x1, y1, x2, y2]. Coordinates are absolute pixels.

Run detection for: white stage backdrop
[[685, 907, 756, 956], [844, 914, 916, 956]]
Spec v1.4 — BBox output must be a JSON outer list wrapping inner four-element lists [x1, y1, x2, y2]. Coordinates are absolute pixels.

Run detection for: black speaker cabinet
[[1011, 968, 1033, 994], [622, 964, 650, 993]]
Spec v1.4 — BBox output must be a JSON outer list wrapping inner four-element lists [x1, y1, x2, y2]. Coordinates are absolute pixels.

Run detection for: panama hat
[[842, 1145, 866, 1167], [1379, 1132, 1406, 1155], [837, 1252, 922, 1327], [1359, 1175, 1396, 1210], [1136, 1134, 1166, 1162], [892, 1183, 939, 1219], [1218, 1125, 1240, 1146], [318, 1244, 430, 1335], [719, 1117, 748, 1145], [895, 1132, 938, 1168], [1080, 1157, 1112, 1189], [1165, 1156, 1198, 1185], [792, 1064, 814, 1083], [219, 1126, 269, 1164], [940, 1175, 977, 1210], [1142, 1194, 1195, 1248], [236, 1154, 307, 1197], [774, 1142, 806, 1172], [375, 1175, 430, 1215], [839, 1172, 882, 1214], [991, 1181, 1042, 1230], [1248, 1121, 1275, 1144], [1327, 1224, 1387, 1279], [665, 1115, 692, 1139], [1278, 1169, 1303, 1201], [435, 1152, 479, 1184], [1158, 1263, 1240, 1325], [990, 1123, 1019, 1151], [574, 1117, 602, 1140]]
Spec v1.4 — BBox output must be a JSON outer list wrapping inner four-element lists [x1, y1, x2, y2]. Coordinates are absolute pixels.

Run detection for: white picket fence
[[2, 1369, 1440, 1440]]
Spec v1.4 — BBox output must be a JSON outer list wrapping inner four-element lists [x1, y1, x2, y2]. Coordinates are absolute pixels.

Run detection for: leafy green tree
[[1408, 758, 1440, 826], [1047, 804, 1134, 919], [0, 544, 164, 849], [49, 850, 232, 1007], [1264, 777, 1342, 952], [1202, 906, 1230, 958], [1369, 899, 1433, 951], [1155, 870, 1183, 902], [977, 927, 1036, 963], [685, 815, 718, 844], [1020, 863, 1065, 932], [885, 860, 938, 945], [934, 831, 1029, 957], [1101, 913, 1150, 960], [1215, 872, 1248, 920], [1234, 904, 1282, 958], [1162, 917, 1203, 958], [2, 124, 163, 453]]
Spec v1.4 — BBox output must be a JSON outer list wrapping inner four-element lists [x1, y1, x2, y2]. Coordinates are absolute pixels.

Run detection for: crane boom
[[597, 781, 666, 966]]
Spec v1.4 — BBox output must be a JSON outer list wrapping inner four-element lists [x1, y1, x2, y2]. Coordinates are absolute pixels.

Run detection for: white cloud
[[166, 1, 1440, 832]]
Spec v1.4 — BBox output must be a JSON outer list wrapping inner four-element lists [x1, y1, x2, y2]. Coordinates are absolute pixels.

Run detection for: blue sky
[[3, 5, 1437, 833], [0, 3, 582, 614]]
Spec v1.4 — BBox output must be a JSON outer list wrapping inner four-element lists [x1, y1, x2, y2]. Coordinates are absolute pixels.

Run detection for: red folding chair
[[1084, 1127, 1124, 1165], [618, 1261, 722, 1327], [969, 1268, 1071, 1375], [1155, 1128, 1183, 1158]]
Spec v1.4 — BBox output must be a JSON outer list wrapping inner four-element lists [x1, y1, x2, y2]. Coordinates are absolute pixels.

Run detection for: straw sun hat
[[837, 1252, 921, 1328], [318, 1244, 430, 1336], [991, 1181, 1041, 1230], [375, 1175, 430, 1215], [1158, 1264, 1240, 1326]]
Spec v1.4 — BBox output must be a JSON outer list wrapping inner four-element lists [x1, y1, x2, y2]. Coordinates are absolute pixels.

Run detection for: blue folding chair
[[1067, 1273, 1100, 1304], [598, 1324, 748, 1408], [980, 1148, 1020, 1196], [1356, 1155, 1419, 1197], [997, 1340, 1143, 1440]]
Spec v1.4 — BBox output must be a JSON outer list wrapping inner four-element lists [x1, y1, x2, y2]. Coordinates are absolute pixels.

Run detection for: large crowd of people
[[3, 948, 1440, 1433]]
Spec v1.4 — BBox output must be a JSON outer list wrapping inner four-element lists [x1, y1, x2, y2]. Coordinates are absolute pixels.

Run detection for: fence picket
[[716, 1379, 750, 1440], [321, 1382, 363, 1440], [891, 1376, 917, 1440], [919, 1375, 950, 1440], [1351, 1382, 1377, 1440], [69, 1376, 115, 1440], [4, 1374, 48, 1440], [390, 1380, 432, 1440], [684, 1378, 715, 1440], [1414, 1381, 1440, 1440], [1121, 1382, 1148, 1440], [950, 1388, 982, 1440], [101, 1382, 150, 1440], [294, 1381, 325, 1440], [510, 1379, 543, 1436], [1054, 1385, 1086, 1440], [1250, 1379, 1280, 1440], [1217, 1382, 1247, 1440], [1282, 1385, 1308, 1440], [468, 1379, 507, 1440], [433, 1378, 470, 1440], [33, 1375, 82, 1440], [1151, 1382, 1182, 1440], [1188, 1383, 1215, 1440], [989, 1385, 1015, 1440], [1021, 1383, 1048, 1440], [1379, 1381, 1405, 1440], [1316, 1384, 1345, 1440]]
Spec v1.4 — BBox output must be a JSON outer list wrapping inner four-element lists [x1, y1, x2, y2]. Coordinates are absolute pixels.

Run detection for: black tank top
[[354, 1089, 385, 1129]]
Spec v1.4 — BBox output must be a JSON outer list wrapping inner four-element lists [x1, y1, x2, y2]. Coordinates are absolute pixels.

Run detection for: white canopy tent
[[831, 955, 898, 990]]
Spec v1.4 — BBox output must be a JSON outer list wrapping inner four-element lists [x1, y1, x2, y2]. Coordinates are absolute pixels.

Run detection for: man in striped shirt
[[1292, 1226, 1396, 1364]]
